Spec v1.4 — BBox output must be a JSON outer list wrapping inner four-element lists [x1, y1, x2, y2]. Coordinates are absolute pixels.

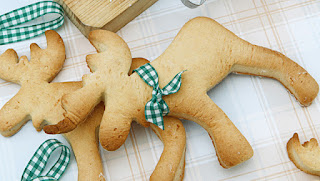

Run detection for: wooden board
[[54, 0, 158, 37]]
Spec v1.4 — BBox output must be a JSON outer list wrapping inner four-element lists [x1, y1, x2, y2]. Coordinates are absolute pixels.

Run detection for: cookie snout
[[99, 118, 132, 151], [43, 117, 77, 134]]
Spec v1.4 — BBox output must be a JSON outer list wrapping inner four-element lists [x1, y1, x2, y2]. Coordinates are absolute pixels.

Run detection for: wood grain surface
[[54, 0, 158, 37]]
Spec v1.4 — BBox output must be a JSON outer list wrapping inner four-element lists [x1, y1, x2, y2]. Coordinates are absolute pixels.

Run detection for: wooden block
[[55, 0, 158, 37]]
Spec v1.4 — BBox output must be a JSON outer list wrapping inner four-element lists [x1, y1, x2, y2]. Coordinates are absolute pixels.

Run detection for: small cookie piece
[[287, 133, 320, 176], [45, 17, 318, 168]]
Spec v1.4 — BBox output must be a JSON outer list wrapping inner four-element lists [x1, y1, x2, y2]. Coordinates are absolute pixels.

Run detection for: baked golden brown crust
[[287, 133, 320, 176], [45, 17, 318, 168]]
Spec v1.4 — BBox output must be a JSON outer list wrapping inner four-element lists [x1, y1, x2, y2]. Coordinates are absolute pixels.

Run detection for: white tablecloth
[[1, 0, 320, 180]]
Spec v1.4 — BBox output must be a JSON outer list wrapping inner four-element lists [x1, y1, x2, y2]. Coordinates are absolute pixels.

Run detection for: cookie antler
[[0, 49, 22, 84], [0, 30, 65, 84], [87, 30, 132, 73]]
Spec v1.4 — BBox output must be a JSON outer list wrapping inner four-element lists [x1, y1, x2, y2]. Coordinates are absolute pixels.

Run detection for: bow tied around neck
[[134, 63, 186, 130]]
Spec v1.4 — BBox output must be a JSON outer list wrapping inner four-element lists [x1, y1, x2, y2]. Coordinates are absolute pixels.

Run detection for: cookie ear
[[87, 30, 132, 74]]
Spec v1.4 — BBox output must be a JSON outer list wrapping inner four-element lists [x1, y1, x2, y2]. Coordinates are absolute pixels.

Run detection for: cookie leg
[[150, 117, 186, 181], [171, 95, 253, 168], [233, 45, 319, 106], [64, 103, 105, 181], [0, 92, 30, 137]]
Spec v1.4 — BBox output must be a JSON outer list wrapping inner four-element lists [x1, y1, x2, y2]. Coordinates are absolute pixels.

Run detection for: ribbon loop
[[0, 1, 64, 45], [134, 63, 185, 130], [21, 139, 70, 181]]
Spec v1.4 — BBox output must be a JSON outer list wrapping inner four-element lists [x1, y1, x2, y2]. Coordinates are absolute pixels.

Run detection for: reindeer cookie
[[45, 17, 319, 168], [0, 36, 186, 180]]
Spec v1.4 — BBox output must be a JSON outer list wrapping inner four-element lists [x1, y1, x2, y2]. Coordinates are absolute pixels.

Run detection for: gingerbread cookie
[[287, 133, 320, 176], [45, 17, 318, 168]]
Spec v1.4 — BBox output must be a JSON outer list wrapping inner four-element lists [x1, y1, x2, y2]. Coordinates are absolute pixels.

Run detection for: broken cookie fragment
[[287, 133, 320, 176]]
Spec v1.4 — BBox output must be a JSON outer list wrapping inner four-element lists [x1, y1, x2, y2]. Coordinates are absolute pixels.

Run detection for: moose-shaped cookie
[[0, 31, 105, 180], [44, 17, 319, 168], [0, 31, 186, 180]]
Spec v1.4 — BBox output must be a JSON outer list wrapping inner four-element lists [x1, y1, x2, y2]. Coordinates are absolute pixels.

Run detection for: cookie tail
[[233, 45, 319, 106]]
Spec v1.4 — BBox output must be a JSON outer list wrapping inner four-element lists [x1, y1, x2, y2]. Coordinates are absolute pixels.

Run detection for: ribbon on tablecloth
[[0, 1, 64, 45], [21, 139, 70, 181]]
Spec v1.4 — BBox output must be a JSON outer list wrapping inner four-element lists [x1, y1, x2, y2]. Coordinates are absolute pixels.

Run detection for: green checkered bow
[[134, 63, 186, 130], [0, 1, 64, 45], [21, 139, 71, 181]]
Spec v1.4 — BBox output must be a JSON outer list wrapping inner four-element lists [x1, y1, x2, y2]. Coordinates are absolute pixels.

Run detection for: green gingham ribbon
[[21, 139, 70, 181], [134, 63, 185, 130], [0, 1, 64, 45]]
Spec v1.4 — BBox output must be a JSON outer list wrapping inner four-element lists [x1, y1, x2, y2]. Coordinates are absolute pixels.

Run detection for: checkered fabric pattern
[[134, 63, 185, 130], [21, 139, 70, 181], [0, 1, 64, 45]]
